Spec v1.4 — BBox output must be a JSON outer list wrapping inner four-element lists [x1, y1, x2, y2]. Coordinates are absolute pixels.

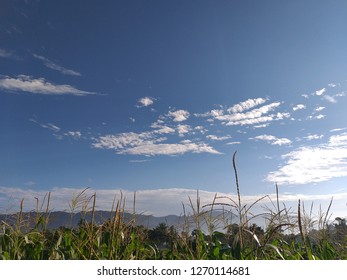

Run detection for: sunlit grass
[[1, 153, 346, 260]]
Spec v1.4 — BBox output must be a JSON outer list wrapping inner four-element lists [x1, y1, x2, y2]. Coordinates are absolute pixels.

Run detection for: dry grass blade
[[232, 151, 243, 249], [276, 183, 280, 215], [17, 198, 24, 229], [1, 152, 345, 260], [244, 228, 261, 247], [44, 192, 51, 232], [298, 200, 304, 242], [323, 197, 333, 228], [266, 243, 285, 260], [243, 195, 269, 226]]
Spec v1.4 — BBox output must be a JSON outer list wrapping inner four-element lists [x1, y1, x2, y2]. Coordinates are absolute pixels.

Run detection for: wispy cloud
[[93, 132, 156, 150], [0, 48, 18, 59], [0, 49, 11, 58], [249, 134, 292, 146], [154, 126, 176, 134], [307, 114, 325, 120], [227, 98, 267, 113], [322, 92, 345, 103], [315, 106, 325, 112], [330, 128, 347, 133], [323, 95, 337, 103], [64, 131, 82, 139], [304, 134, 324, 141], [137, 96, 155, 107], [206, 134, 232, 141], [33, 54, 81, 76], [194, 126, 208, 134], [29, 118, 61, 132], [176, 124, 191, 137], [129, 159, 150, 163], [328, 83, 338, 88], [266, 132, 347, 185], [226, 141, 241, 145], [168, 109, 190, 122], [30, 119, 84, 141], [0, 75, 96, 96], [253, 124, 269, 128], [315, 88, 326, 96], [92, 130, 221, 156], [117, 142, 221, 156], [197, 98, 289, 127], [292, 104, 306, 111]]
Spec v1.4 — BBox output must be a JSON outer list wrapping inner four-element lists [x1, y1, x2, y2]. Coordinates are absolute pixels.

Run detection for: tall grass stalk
[[1, 154, 346, 260], [232, 151, 244, 249]]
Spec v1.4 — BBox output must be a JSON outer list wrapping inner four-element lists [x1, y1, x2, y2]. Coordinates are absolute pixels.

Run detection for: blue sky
[[1, 0, 347, 218]]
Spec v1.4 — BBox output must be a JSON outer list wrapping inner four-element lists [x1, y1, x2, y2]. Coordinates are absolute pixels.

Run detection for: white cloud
[[64, 131, 82, 139], [315, 114, 325, 119], [307, 114, 325, 120], [29, 119, 84, 140], [194, 126, 208, 134], [301, 94, 309, 99], [150, 120, 165, 128], [176, 124, 191, 136], [92, 130, 220, 156], [154, 126, 175, 134], [0, 48, 17, 59], [29, 118, 61, 132], [266, 132, 347, 185], [293, 104, 306, 111], [33, 54, 81, 76], [168, 109, 190, 122], [227, 98, 267, 113], [253, 124, 269, 128], [250, 134, 292, 146], [304, 134, 323, 141], [0, 75, 95, 96], [329, 133, 347, 146], [328, 83, 338, 88], [209, 109, 224, 118], [276, 112, 291, 120], [197, 99, 289, 127], [315, 88, 326, 96], [323, 92, 345, 103], [46, 123, 61, 132], [0, 186, 233, 215], [206, 134, 232, 141], [226, 102, 282, 124], [323, 95, 337, 103], [330, 128, 347, 133], [92, 132, 156, 150], [315, 106, 325, 112], [226, 141, 241, 145], [0, 49, 11, 57], [137, 97, 155, 107], [117, 142, 221, 156]]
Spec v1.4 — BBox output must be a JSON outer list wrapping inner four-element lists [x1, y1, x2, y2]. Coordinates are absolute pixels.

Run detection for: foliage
[[1, 154, 346, 260]]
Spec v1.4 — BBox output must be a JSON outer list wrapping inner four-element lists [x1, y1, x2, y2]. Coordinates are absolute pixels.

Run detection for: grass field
[[1, 153, 346, 260]]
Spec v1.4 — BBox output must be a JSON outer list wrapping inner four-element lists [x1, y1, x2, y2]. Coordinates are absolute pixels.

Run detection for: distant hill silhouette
[[0, 211, 187, 230]]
